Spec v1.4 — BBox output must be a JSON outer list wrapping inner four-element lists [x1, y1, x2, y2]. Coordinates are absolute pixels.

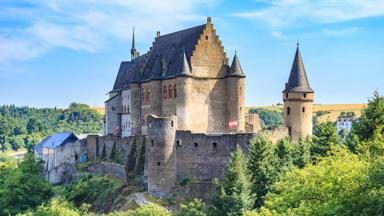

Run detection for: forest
[[0, 103, 103, 152], [1, 91, 384, 215]]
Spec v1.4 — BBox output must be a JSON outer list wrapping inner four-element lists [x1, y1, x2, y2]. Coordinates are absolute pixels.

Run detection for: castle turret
[[283, 44, 314, 141], [176, 50, 192, 130], [146, 115, 177, 197], [226, 52, 245, 132]]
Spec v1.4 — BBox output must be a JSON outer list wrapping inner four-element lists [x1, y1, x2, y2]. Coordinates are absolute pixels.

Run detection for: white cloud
[[233, 0, 384, 27], [0, 0, 217, 73], [322, 27, 359, 36], [271, 31, 287, 39]]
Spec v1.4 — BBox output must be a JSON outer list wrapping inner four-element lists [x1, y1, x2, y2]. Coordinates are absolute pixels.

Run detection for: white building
[[336, 117, 355, 134]]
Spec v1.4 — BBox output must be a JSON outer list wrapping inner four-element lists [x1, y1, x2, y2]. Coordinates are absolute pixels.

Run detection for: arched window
[[168, 85, 172, 98], [287, 107, 291, 115], [163, 86, 167, 99], [174, 84, 177, 97]]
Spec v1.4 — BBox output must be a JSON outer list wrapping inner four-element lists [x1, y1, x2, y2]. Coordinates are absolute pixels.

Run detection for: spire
[[283, 45, 313, 93], [131, 27, 138, 61], [179, 50, 192, 76], [228, 51, 245, 77]]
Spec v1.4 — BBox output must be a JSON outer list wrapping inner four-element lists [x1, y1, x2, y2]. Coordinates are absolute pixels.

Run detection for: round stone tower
[[146, 114, 177, 197], [226, 52, 246, 132], [283, 44, 314, 141], [176, 50, 192, 130]]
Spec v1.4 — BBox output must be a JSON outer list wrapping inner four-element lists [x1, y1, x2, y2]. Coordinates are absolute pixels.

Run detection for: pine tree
[[247, 136, 278, 208], [215, 146, 254, 216]]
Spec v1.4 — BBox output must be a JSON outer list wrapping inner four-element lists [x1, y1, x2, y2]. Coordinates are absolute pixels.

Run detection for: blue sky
[[0, 0, 383, 108]]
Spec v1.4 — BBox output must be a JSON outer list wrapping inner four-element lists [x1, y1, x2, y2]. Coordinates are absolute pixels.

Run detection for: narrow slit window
[[287, 107, 291, 115]]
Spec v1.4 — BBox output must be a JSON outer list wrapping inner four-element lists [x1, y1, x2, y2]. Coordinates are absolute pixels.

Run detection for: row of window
[[150, 140, 218, 149], [163, 84, 177, 99], [123, 105, 130, 114], [285, 93, 308, 98]]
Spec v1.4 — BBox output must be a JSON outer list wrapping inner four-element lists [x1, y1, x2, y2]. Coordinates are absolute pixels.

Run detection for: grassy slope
[[247, 104, 366, 123]]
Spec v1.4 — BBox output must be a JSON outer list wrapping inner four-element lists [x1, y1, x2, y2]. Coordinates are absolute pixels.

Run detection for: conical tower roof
[[283, 45, 313, 93], [228, 52, 245, 77], [179, 50, 192, 76]]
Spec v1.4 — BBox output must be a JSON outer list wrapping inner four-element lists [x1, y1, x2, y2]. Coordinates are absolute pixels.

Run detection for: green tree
[[264, 146, 368, 216], [215, 146, 253, 216], [109, 204, 171, 216], [176, 199, 208, 216], [347, 91, 384, 157], [274, 137, 293, 172], [247, 136, 278, 208], [311, 121, 340, 159], [0, 153, 54, 215]]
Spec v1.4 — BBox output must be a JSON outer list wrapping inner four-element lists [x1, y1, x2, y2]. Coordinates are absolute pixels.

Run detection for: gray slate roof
[[112, 24, 205, 90], [228, 54, 245, 77], [111, 21, 245, 91], [34, 132, 78, 152], [283, 46, 314, 93]]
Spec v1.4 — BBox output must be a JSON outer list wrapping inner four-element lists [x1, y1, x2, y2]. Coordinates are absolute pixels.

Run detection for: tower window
[[302, 107, 305, 113], [171, 121, 174, 127], [174, 84, 177, 97], [151, 140, 154, 147], [212, 142, 217, 149], [157, 162, 160, 166], [286, 93, 288, 98], [205, 35, 208, 40], [168, 85, 172, 98], [163, 86, 167, 99], [287, 107, 291, 115], [194, 142, 198, 147], [176, 140, 182, 146], [303, 93, 307, 98]]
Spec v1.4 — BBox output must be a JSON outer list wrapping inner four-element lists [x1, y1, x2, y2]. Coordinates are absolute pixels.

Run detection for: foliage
[[0, 103, 103, 152], [0, 153, 54, 215], [247, 136, 278, 208], [108, 204, 171, 216], [248, 108, 283, 129], [20, 197, 90, 216], [264, 146, 369, 215], [214, 146, 254, 216], [63, 174, 123, 211], [176, 199, 208, 216], [291, 137, 311, 168], [348, 91, 384, 158], [311, 121, 341, 159]]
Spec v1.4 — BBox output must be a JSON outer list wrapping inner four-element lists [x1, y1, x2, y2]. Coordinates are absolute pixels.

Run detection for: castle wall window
[[287, 107, 291, 115], [151, 140, 154, 147], [157, 162, 160, 166], [171, 121, 174, 127], [163, 86, 167, 99], [212, 142, 217, 149], [302, 107, 305, 113], [168, 85, 172, 98], [174, 84, 177, 97], [194, 142, 198, 147], [176, 140, 181, 146]]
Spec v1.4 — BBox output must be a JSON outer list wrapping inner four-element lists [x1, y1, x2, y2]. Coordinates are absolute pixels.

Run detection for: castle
[[99, 17, 314, 196]]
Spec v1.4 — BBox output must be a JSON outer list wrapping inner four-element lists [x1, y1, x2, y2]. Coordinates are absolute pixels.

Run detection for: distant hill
[[247, 104, 366, 124], [91, 106, 105, 115]]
